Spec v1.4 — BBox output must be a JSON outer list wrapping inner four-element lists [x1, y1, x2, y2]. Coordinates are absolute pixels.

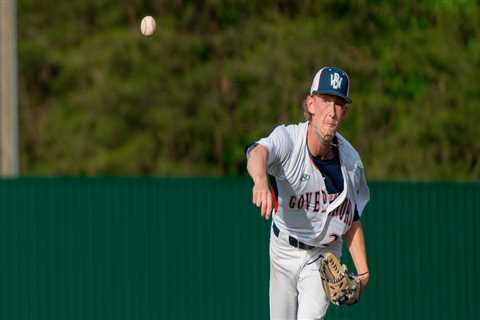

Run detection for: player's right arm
[[246, 125, 293, 219], [246, 145, 273, 219]]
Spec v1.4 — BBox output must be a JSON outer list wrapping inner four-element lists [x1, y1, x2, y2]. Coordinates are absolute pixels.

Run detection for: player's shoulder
[[336, 132, 364, 167], [271, 121, 307, 141]]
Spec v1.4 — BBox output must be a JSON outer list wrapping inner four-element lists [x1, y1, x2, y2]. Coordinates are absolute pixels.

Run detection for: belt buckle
[[288, 237, 299, 248]]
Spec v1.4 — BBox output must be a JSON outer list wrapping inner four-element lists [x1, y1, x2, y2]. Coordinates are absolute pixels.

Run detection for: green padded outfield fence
[[0, 178, 478, 319]]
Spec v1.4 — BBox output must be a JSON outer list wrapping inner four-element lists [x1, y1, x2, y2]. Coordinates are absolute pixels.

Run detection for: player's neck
[[307, 124, 334, 160]]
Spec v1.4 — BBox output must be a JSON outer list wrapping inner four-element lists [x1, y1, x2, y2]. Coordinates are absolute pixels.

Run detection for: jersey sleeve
[[247, 125, 293, 174], [355, 161, 370, 217]]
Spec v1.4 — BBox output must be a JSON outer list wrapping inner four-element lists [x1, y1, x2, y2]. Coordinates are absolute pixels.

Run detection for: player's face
[[308, 94, 348, 141]]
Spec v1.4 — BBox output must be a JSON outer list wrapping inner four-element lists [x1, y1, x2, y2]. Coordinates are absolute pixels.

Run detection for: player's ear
[[339, 105, 349, 120], [306, 95, 316, 114]]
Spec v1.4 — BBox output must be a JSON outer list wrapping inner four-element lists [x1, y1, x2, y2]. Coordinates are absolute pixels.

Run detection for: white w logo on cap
[[330, 73, 343, 90]]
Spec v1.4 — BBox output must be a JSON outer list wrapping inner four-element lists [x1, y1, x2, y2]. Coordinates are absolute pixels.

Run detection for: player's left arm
[[343, 220, 369, 294]]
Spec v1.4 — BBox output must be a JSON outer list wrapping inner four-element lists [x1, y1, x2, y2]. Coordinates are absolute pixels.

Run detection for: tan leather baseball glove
[[319, 252, 361, 306]]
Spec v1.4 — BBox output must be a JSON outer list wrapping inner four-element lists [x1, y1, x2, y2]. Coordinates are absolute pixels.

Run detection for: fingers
[[358, 276, 369, 295], [265, 192, 273, 219], [260, 192, 272, 219], [258, 191, 271, 219], [252, 186, 273, 219]]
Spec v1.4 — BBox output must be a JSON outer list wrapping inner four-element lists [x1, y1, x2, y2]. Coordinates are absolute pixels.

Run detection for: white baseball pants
[[269, 226, 342, 320]]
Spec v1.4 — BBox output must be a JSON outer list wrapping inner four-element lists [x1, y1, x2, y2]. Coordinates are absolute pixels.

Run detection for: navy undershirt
[[311, 151, 343, 194], [310, 146, 360, 221]]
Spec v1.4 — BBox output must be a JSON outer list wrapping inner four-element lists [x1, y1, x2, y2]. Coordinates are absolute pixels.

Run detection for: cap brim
[[312, 90, 352, 104]]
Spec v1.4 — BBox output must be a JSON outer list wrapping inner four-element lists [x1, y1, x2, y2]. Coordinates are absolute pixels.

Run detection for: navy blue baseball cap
[[309, 67, 352, 104]]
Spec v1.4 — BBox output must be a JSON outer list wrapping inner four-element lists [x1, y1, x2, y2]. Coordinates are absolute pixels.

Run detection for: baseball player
[[246, 67, 370, 319]]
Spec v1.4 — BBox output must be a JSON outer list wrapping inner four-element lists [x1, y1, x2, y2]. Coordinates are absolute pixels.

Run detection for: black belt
[[272, 222, 316, 250]]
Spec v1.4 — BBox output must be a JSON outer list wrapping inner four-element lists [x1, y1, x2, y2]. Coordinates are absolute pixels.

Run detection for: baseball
[[140, 16, 156, 36]]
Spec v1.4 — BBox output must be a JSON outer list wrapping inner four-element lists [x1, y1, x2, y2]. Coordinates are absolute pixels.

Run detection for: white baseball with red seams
[[140, 16, 156, 36], [247, 121, 369, 319]]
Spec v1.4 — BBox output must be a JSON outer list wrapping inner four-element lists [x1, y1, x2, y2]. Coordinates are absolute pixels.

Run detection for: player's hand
[[357, 272, 369, 295], [252, 177, 273, 219]]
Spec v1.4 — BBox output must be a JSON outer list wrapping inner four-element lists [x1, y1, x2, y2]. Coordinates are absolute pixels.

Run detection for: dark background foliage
[[18, 0, 480, 180]]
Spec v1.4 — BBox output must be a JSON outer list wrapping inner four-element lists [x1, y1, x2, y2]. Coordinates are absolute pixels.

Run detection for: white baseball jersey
[[250, 121, 369, 247]]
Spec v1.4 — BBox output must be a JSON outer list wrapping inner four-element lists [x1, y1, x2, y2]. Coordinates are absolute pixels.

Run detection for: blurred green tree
[[18, 0, 480, 180]]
